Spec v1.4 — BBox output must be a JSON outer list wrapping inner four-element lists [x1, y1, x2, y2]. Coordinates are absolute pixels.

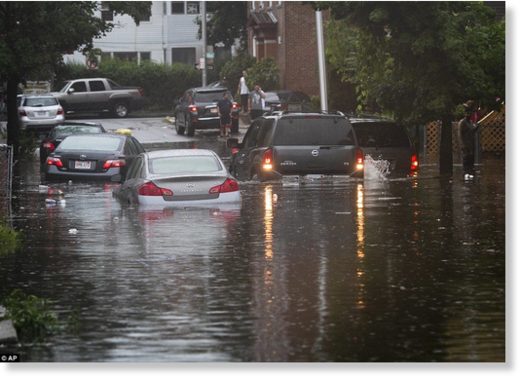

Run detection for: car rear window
[[23, 97, 58, 107], [57, 136, 122, 151], [52, 126, 104, 138], [353, 122, 411, 147], [273, 117, 355, 146], [149, 156, 222, 175], [194, 90, 231, 103]]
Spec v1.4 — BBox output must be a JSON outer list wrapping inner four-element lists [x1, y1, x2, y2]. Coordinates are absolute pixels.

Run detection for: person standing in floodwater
[[458, 103, 480, 180]]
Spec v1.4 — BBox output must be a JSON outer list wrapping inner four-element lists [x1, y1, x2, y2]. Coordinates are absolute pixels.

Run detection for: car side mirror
[[67, 88, 75, 95]]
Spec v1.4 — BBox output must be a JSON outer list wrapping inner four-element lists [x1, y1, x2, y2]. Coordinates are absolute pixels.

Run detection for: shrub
[[4, 289, 58, 342], [246, 58, 279, 91], [0, 224, 19, 256]]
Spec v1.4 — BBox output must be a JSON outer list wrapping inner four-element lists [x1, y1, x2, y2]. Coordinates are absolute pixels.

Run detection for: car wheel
[[186, 118, 195, 137], [231, 118, 239, 134], [113, 102, 129, 118], [175, 113, 185, 135]]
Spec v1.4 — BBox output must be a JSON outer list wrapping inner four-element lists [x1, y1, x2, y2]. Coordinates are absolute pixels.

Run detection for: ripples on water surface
[[0, 157, 505, 362]]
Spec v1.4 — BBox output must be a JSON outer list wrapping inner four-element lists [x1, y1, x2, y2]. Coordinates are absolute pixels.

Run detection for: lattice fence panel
[[424, 107, 505, 162]]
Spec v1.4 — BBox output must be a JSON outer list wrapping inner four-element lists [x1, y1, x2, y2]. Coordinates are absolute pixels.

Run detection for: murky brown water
[[0, 149, 505, 362]]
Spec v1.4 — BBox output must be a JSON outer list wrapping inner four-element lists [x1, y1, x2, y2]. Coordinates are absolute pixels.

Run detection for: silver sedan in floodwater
[[115, 149, 241, 207]]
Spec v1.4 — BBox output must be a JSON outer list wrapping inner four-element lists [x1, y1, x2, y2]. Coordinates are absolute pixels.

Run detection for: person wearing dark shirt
[[458, 104, 480, 180], [217, 92, 232, 137]]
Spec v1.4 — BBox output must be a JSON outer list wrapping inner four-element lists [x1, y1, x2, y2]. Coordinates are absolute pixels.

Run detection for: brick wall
[[283, 3, 320, 96]]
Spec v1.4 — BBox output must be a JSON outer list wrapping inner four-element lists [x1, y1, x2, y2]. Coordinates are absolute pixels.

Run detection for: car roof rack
[[263, 110, 346, 117]]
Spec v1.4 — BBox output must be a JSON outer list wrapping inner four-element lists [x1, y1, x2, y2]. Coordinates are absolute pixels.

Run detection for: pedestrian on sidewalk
[[458, 101, 480, 180], [249, 84, 266, 121], [238, 71, 249, 114], [217, 92, 233, 137]]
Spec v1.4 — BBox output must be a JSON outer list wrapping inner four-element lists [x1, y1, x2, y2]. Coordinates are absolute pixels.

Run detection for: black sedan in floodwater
[[39, 121, 106, 165], [44, 134, 145, 182]]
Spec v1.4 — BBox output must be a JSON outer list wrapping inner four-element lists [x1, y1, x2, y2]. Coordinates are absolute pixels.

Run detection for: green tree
[[324, 1, 505, 174], [0, 1, 151, 154], [197, 2, 248, 48]]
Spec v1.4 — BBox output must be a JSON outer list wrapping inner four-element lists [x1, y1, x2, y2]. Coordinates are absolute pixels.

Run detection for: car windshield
[[23, 97, 58, 107], [149, 156, 222, 175], [58, 82, 71, 93], [194, 90, 231, 103], [274, 117, 355, 145], [57, 136, 122, 151], [52, 125, 104, 139], [353, 122, 411, 147]]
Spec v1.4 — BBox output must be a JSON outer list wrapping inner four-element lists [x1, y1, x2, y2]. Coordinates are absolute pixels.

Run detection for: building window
[[171, 1, 185, 14], [172, 47, 196, 65], [186, 2, 200, 14], [113, 52, 138, 62], [140, 52, 151, 62], [101, 3, 113, 21]]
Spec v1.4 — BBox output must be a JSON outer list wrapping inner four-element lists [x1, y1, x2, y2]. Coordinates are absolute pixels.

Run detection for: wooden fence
[[423, 106, 505, 163]]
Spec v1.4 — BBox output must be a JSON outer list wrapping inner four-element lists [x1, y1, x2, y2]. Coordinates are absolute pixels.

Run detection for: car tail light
[[42, 141, 56, 152], [355, 148, 364, 171], [102, 159, 126, 170], [138, 87, 145, 97], [410, 154, 419, 171], [231, 147, 240, 155], [232, 102, 239, 110], [209, 178, 240, 194], [189, 105, 198, 113], [19, 109, 27, 117], [57, 107, 64, 115], [262, 149, 273, 171], [46, 157, 63, 168], [138, 182, 174, 196]]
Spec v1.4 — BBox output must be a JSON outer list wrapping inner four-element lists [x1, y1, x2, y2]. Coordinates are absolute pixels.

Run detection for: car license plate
[[36, 111, 48, 116], [74, 161, 92, 170], [210, 108, 218, 114]]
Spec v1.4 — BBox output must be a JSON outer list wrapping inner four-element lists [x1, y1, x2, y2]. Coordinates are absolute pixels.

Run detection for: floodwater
[[0, 146, 505, 362]]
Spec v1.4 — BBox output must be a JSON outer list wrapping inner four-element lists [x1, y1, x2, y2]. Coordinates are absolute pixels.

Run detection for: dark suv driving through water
[[349, 117, 418, 176], [227, 111, 364, 181]]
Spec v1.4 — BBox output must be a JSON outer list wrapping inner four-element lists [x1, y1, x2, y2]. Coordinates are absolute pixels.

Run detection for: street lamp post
[[201, 1, 207, 87], [315, 9, 328, 113]]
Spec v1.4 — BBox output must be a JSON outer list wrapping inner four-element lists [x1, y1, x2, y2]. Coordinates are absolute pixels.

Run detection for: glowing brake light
[[262, 149, 273, 171], [232, 102, 239, 110], [189, 105, 198, 113], [355, 148, 364, 171], [103, 159, 126, 170], [46, 157, 63, 168], [209, 178, 240, 194], [138, 182, 174, 197], [42, 141, 56, 152], [410, 154, 419, 171]]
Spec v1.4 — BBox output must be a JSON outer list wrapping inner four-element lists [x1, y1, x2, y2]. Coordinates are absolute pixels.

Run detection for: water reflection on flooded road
[[0, 153, 505, 362]]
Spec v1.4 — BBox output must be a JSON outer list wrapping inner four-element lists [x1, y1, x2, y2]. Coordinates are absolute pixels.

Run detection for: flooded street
[[0, 140, 505, 362]]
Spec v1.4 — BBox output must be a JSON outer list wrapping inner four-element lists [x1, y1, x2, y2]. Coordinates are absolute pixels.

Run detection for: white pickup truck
[[51, 78, 145, 118]]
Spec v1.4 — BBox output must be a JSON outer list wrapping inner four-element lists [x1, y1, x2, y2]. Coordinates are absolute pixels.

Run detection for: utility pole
[[315, 9, 328, 112], [201, 1, 207, 87]]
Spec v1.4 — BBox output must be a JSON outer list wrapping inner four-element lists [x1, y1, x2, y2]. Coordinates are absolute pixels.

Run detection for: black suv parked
[[228, 112, 364, 181], [349, 117, 418, 176], [174, 87, 240, 136]]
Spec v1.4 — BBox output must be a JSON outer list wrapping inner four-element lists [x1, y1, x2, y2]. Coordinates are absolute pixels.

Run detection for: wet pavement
[[0, 135, 505, 362]]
